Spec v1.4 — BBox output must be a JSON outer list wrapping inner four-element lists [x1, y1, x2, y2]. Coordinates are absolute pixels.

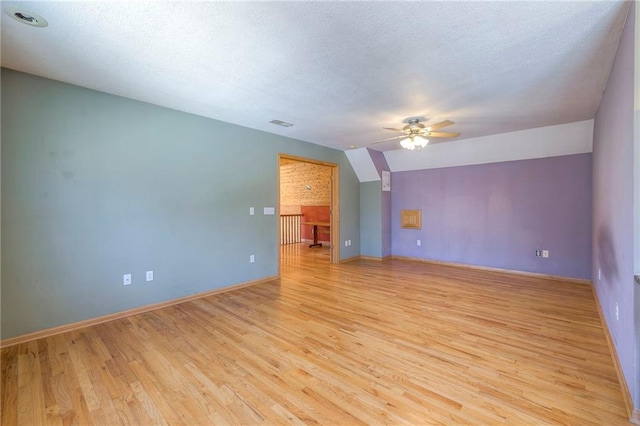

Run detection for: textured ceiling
[[0, 1, 631, 152]]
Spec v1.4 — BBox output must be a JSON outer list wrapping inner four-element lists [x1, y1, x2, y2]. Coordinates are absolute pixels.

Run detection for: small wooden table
[[302, 221, 330, 248]]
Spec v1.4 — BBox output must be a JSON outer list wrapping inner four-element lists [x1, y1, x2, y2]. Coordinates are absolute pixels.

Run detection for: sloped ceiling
[[0, 1, 631, 152]]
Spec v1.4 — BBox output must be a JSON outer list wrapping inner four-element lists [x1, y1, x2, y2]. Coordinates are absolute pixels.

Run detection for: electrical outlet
[[348, 240, 352, 246], [146, 270, 153, 282], [345, 240, 348, 247], [417, 239, 421, 246], [249, 207, 254, 216], [123, 274, 132, 286], [615, 303, 619, 321], [542, 250, 549, 258], [250, 254, 255, 263]]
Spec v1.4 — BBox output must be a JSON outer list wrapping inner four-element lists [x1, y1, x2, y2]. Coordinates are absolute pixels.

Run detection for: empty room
[[1, 1, 639, 424]]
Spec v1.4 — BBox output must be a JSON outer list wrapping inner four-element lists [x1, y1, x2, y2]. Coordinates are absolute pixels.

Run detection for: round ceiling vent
[[4, 7, 48, 27]]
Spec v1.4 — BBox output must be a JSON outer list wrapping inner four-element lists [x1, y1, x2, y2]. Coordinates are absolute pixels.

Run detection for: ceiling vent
[[4, 7, 48, 27], [269, 120, 294, 128]]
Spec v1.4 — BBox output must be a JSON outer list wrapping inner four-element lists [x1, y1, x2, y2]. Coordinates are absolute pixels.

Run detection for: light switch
[[249, 207, 255, 215]]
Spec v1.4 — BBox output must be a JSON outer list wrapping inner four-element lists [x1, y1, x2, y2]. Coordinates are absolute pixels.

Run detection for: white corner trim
[[384, 120, 594, 172], [345, 147, 380, 182]]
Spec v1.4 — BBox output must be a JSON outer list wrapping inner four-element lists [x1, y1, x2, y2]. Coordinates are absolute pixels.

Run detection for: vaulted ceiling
[[1, 1, 631, 152]]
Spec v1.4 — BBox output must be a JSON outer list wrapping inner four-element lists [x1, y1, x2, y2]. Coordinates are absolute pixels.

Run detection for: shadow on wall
[[597, 226, 618, 284]]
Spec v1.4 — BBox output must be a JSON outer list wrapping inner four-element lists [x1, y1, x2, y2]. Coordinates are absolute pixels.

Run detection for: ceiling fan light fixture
[[376, 118, 458, 151], [400, 137, 416, 150], [413, 136, 429, 148], [399, 136, 429, 151]]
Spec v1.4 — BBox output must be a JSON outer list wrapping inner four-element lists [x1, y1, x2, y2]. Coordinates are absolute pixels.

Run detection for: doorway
[[278, 154, 340, 270]]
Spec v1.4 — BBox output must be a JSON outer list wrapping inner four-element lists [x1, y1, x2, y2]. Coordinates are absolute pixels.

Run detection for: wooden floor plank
[[1, 244, 631, 424], [1, 346, 19, 425]]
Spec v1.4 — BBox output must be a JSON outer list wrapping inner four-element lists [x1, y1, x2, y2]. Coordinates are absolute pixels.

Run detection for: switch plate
[[615, 303, 619, 320], [345, 240, 348, 247], [250, 254, 255, 263], [417, 239, 421, 246], [263, 207, 275, 215], [598, 269, 601, 280], [123, 274, 132, 286], [249, 207, 255, 216], [146, 270, 153, 282], [542, 250, 549, 258]]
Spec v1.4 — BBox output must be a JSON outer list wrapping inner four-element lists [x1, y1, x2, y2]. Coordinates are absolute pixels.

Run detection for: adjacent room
[[279, 157, 334, 268], [1, 1, 639, 424]]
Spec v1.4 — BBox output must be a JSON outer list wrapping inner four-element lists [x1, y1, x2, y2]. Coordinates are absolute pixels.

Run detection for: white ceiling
[[0, 1, 631, 152]]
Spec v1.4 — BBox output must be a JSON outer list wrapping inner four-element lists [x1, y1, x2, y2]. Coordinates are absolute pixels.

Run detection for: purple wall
[[592, 2, 636, 406], [381, 177, 391, 258], [392, 154, 592, 279], [368, 149, 392, 257]]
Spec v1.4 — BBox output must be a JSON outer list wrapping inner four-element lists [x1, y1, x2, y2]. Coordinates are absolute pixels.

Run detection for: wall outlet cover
[[146, 270, 153, 281], [123, 274, 132, 286]]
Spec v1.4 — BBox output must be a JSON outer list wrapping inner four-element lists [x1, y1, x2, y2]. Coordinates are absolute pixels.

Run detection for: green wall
[[1, 69, 361, 339], [360, 181, 382, 257]]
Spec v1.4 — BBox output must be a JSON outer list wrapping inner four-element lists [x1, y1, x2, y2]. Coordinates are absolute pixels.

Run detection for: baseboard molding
[[340, 255, 361, 264], [592, 286, 638, 424], [359, 255, 392, 262], [391, 256, 591, 285], [0, 275, 279, 349]]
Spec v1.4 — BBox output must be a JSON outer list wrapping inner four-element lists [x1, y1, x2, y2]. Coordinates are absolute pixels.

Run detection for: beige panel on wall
[[280, 162, 331, 206]]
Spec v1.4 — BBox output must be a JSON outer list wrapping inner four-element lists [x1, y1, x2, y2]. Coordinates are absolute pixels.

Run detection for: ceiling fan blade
[[425, 120, 454, 131], [382, 127, 403, 131], [370, 135, 405, 145], [425, 131, 460, 138]]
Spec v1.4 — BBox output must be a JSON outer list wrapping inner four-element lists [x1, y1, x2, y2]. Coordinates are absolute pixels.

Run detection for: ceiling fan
[[373, 117, 460, 150]]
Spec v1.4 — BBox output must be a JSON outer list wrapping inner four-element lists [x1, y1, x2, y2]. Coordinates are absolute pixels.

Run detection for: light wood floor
[[1, 244, 630, 425]]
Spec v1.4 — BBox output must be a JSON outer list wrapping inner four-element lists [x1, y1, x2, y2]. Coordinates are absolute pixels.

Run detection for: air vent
[[269, 120, 294, 128], [4, 7, 48, 27]]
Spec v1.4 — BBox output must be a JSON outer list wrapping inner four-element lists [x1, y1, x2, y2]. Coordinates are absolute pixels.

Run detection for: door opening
[[278, 154, 340, 270]]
